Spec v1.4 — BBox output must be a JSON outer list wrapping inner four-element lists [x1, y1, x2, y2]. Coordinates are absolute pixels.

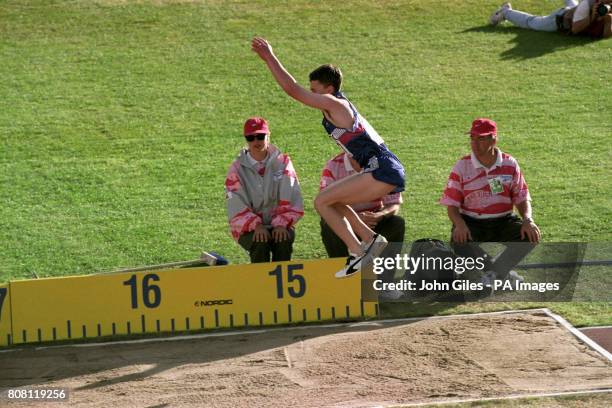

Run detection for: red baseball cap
[[468, 118, 497, 137], [243, 117, 270, 136]]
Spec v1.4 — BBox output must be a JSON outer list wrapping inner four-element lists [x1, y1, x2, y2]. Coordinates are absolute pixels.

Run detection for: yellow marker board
[[0, 284, 10, 347], [8, 259, 378, 346]]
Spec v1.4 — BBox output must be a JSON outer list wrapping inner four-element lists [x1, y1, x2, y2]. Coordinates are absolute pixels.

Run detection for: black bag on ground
[[404, 239, 457, 292]]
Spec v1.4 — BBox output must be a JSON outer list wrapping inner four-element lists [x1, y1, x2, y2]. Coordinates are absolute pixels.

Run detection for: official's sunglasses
[[245, 134, 267, 142]]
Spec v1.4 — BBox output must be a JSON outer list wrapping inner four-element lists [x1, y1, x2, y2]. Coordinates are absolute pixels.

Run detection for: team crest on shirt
[[499, 175, 513, 184], [488, 177, 504, 194]]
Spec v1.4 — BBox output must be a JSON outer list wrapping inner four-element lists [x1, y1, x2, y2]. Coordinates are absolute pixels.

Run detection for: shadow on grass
[[461, 25, 594, 60]]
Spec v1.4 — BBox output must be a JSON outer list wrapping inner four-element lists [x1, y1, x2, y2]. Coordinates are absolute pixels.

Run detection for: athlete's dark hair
[[309, 64, 343, 93]]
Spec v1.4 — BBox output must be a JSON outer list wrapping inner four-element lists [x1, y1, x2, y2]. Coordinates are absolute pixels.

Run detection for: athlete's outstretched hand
[[251, 37, 273, 61]]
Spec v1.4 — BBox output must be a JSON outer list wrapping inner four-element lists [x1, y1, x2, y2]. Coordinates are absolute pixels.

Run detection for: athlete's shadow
[[460, 25, 594, 60]]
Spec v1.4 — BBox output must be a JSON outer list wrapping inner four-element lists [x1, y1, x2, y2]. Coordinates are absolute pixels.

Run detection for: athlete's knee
[[314, 192, 333, 213]]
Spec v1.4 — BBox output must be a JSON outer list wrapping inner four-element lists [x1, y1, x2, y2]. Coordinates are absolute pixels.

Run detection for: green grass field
[[1, 1, 610, 325]]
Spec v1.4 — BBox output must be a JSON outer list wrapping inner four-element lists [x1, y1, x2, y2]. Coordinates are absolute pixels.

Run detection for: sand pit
[[1, 310, 610, 407]]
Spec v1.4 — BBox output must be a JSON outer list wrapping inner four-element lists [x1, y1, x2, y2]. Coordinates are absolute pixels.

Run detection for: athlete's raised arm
[[251, 37, 343, 112]]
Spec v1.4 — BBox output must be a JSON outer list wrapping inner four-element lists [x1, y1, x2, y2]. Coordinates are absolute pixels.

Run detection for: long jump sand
[[1, 310, 610, 407]]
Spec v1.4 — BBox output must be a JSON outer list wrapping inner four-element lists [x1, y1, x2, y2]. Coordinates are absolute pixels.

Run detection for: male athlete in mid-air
[[251, 37, 405, 278]]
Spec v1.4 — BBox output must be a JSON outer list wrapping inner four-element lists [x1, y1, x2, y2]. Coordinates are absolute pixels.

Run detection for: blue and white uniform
[[322, 92, 405, 192]]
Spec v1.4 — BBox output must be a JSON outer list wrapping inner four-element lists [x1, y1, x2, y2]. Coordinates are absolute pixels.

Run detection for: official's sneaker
[[478, 270, 496, 298], [480, 269, 524, 293], [335, 253, 364, 278], [480, 270, 496, 288], [490, 2, 512, 26], [362, 233, 388, 260], [378, 289, 406, 302], [504, 270, 525, 286]]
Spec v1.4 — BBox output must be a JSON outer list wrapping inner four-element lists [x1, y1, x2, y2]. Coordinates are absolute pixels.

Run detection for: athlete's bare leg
[[314, 172, 395, 254], [333, 204, 371, 242]]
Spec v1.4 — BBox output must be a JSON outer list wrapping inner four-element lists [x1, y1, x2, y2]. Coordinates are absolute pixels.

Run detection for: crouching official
[[319, 152, 405, 284], [439, 118, 541, 285], [225, 117, 304, 263]]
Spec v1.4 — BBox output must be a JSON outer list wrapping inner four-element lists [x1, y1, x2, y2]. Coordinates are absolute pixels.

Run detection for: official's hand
[[272, 227, 290, 243], [520, 220, 541, 243], [251, 37, 273, 61], [452, 222, 472, 244], [253, 225, 271, 243], [359, 211, 382, 228]]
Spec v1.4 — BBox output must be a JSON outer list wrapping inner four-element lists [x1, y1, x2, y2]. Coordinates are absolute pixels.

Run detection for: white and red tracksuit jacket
[[225, 144, 304, 241]]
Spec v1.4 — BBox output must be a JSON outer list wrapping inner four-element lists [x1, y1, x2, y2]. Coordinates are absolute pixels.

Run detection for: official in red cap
[[243, 116, 270, 137], [225, 117, 304, 263], [242, 117, 271, 161], [467, 118, 499, 163], [439, 118, 541, 293], [468, 118, 497, 137]]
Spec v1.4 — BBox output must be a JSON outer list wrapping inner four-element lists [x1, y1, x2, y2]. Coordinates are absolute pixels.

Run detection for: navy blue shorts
[[363, 149, 405, 193]]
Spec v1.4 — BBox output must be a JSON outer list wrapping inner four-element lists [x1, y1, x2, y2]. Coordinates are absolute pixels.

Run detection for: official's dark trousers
[[451, 214, 536, 278], [320, 215, 405, 283], [238, 228, 295, 263]]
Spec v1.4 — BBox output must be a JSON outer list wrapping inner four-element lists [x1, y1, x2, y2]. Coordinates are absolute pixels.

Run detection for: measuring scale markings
[[3, 259, 377, 346]]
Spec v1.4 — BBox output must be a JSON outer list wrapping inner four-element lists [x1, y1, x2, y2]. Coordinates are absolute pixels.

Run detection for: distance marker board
[[0, 283, 10, 347], [0, 259, 378, 347]]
